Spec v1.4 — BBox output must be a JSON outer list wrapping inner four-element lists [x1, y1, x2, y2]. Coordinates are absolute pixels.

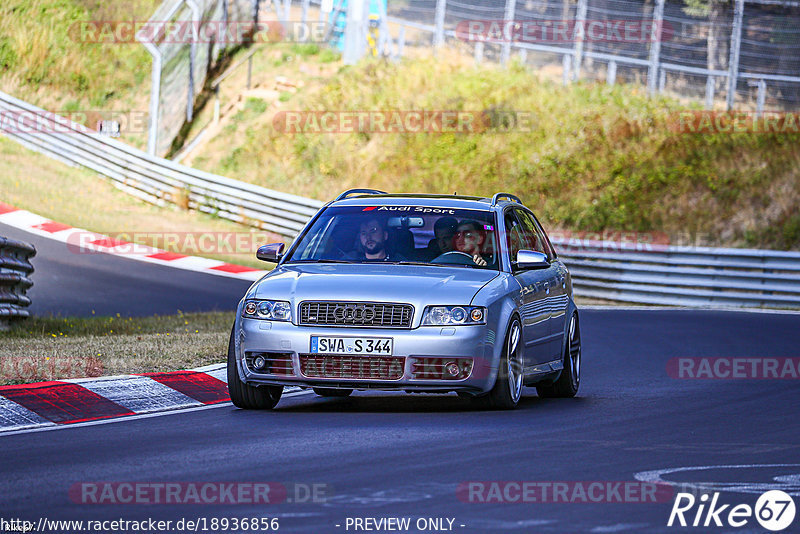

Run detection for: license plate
[[310, 336, 393, 355]]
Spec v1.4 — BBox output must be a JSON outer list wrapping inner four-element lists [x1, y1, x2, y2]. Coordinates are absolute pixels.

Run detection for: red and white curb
[[0, 364, 304, 433], [0, 202, 267, 281]]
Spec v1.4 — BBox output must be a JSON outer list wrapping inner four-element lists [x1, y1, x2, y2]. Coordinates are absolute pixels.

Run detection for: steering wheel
[[431, 251, 478, 265]]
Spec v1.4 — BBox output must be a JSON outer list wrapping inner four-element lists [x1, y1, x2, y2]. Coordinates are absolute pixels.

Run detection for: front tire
[[475, 316, 523, 410], [227, 326, 283, 409], [537, 313, 580, 398]]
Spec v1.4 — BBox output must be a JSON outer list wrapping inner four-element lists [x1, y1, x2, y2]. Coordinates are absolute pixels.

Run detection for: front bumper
[[235, 318, 499, 393]]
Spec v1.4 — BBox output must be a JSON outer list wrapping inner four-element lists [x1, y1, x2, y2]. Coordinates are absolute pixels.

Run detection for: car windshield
[[285, 205, 500, 270]]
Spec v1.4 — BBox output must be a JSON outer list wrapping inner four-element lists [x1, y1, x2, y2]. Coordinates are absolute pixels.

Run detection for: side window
[[504, 210, 526, 261], [516, 210, 554, 259]]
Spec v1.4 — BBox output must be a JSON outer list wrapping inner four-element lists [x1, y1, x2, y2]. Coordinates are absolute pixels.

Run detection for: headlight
[[242, 299, 292, 321], [421, 306, 486, 326]]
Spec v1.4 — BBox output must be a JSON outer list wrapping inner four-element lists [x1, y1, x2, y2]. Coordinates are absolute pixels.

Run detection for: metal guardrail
[[0, 237, 35, 328], [552, 238, 800, 308], [0, 91, 323, 238]]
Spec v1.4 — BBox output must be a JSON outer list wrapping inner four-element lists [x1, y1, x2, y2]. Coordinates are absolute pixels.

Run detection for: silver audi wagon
[[228, 190, 580, 409]]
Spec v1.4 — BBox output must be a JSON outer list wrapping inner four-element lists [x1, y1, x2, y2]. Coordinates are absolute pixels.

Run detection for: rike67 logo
[[668, 490, 796, 531]]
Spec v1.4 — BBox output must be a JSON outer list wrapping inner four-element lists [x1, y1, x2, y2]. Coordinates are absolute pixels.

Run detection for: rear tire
[[312, 388, 353, 397], [474, 316, 523, 410], [537, 313, 580, 398], [227, 326, 283, 409]]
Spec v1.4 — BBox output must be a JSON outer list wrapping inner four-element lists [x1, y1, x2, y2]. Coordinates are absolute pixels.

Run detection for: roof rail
[[334, 188, 388, 201], [491, 192, 522, 206]]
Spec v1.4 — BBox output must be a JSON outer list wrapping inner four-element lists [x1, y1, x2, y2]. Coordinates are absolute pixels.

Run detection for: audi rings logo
[[333, 305, 375, 323]]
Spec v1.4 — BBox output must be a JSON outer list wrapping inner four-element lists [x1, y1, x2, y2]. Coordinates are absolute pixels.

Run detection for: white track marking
[[634, 464, 800, 496], [0, 389, 315, 437]]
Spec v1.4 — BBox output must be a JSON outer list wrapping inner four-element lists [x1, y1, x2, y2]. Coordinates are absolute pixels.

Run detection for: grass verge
[[0, 0, 159, 149], [0, 311, 233, 385], [0, 135, 277, 268]]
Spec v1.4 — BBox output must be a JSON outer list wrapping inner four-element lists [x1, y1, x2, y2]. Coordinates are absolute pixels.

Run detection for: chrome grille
[[299, 355, 405, 380], [299, 301, 413, 328]]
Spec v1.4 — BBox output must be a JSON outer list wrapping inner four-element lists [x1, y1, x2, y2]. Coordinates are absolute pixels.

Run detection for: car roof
[[330, 194, 523, 211]]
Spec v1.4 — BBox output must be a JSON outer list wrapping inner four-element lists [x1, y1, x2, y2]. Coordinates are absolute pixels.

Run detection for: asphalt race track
[[3, 309, 799, 533], [0, 222, 251, 316]]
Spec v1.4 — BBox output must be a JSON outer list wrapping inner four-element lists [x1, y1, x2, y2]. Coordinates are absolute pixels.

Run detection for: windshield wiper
[[387, 261, 471, 268]]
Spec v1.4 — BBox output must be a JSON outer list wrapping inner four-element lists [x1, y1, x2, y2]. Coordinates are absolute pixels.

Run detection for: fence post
[[562, 54, 571, 86], [658, 68, 666, 92], [501, 0, 516, 66], [572, 0, 588, 80], [756, 79, 766, 117], [185, 0, 201, 123], [474, 41, 484, 64], [139, 38, 162, 156], [434, 0, 447, 48], [222, 0, 229, 51], [726, 0, 744, 110], [705, 75, 715, 109], [607, 60, 617, 86], [302, 0, 310, 25], [343, 0, 366, 64], [396, 26, 406, 60], [647, 0, 665, 95]]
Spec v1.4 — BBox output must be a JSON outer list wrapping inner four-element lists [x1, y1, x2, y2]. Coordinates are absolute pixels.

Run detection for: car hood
[[249, 264, 499, 309]]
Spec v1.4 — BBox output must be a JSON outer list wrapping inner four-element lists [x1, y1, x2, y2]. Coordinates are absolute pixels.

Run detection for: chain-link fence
[[140, 0, 263, 156], [141, 0, 800, 153], [366, 0, 800, 110]]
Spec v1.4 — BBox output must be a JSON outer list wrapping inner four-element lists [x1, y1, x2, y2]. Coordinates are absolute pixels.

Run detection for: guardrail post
[[647, 0, 665, 95], [501, 0, 516, 66], [607, 60, 617, 86], [726, 0, 744, 110], [434, 0, 447, 48], [572, 0, 588, 81]]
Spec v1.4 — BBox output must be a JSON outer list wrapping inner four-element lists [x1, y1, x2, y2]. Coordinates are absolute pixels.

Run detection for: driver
[[345, 216, 404, 261], [454, 220, 488, 267]]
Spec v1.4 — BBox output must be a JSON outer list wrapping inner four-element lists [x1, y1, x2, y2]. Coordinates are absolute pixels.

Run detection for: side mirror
[[516, 250, 550, 270], [256, 243, 285, 263]]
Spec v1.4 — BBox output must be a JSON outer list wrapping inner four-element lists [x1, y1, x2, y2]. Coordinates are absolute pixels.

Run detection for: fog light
[[253, 355, 267, 371], [445, 361, 460, 377]]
